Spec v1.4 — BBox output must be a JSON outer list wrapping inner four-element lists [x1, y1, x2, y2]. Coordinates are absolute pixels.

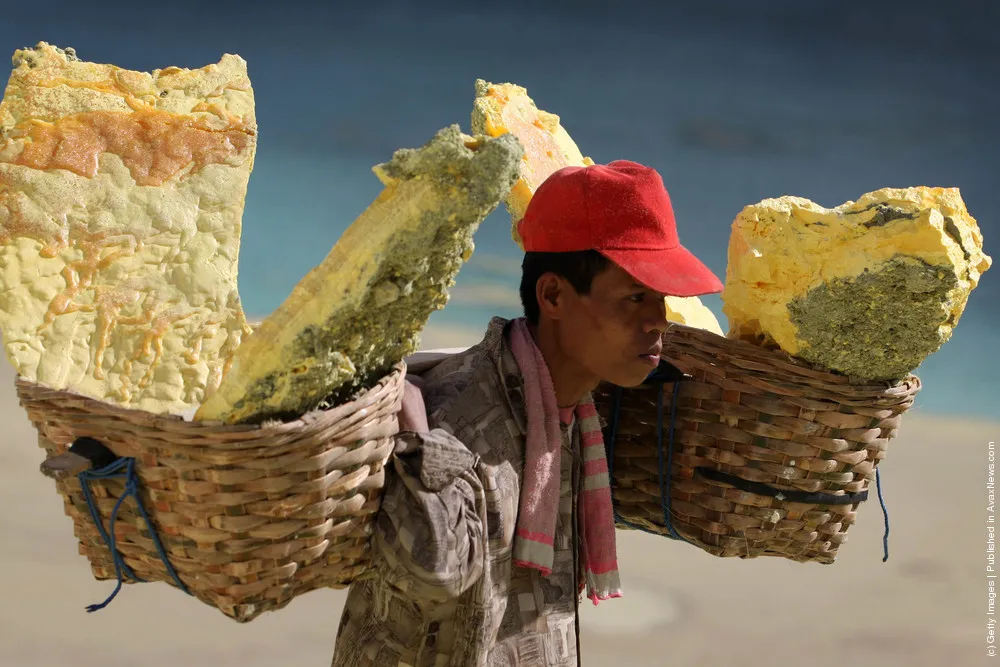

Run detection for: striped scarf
[[508, 318, 622, 604]]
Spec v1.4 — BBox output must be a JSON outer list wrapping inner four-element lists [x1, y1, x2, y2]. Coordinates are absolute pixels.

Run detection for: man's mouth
[[639, 345, 662, 367]]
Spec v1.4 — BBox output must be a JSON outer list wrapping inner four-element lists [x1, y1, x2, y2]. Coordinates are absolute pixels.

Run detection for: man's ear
[[535, 272, 568, 321]]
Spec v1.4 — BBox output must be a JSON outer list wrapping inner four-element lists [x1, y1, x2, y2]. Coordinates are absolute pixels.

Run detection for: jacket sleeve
[[371, 428, 487, 602]]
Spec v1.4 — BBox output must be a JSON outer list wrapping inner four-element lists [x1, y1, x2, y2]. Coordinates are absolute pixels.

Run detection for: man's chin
[[604, 369, 652, 388]]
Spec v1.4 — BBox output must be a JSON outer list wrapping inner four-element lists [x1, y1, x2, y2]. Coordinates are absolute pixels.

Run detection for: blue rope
[[656, 381, 692, 543], [876, 467, 890, 562], [78, 457, 191, 612], [606, 374, 692, 543]]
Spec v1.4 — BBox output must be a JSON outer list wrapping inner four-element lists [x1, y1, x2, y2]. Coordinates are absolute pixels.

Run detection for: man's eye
[[628, 293, 645, 303]]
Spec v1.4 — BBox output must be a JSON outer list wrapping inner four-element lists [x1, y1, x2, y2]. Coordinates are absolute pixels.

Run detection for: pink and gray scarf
[[508, 318, 622, 604]]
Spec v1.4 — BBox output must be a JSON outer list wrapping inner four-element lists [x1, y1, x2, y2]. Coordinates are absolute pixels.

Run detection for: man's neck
[[529, 320, 599, 407]]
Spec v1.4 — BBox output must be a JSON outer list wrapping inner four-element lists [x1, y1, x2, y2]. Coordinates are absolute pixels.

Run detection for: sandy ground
[[0, 353, 994, 667]]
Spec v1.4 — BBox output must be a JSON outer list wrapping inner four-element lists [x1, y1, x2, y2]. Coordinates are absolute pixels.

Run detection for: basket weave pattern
[[15, 364, 405, 622], [594, 324, 920, 564]]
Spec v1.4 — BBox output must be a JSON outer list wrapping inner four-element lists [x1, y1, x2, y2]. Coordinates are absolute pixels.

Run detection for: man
[[331, 160, 723, 666]]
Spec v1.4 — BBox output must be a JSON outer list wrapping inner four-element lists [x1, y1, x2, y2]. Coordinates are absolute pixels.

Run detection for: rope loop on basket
[[78, 456, 191, 612], [605, 361, 693, 544], [876, 467, 890, 562]]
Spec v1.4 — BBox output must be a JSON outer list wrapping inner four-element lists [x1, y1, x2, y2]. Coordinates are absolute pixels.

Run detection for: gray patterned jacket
[[331, 317, 589, 666]]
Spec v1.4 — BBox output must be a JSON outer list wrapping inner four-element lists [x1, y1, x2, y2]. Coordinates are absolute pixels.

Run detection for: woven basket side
[[597, 326, 920, 564], [16, 364, 405, 622]]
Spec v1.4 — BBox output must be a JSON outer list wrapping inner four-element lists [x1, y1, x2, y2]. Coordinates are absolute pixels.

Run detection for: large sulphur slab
[[471, 79, 592, 250], [722, 187, 991, 382], [0, 42, 255, 414], [471, 79, 723, 336], [195, 126, 522, 424]]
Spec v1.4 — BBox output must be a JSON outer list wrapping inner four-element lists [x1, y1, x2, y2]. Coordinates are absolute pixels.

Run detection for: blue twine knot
[[78, 456, 191, 612], [605, 364, 892, 561]]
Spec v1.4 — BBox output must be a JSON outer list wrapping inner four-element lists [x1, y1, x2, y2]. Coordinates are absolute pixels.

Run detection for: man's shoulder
[[423, 340, 521, 434], [421, 344, 496, 413], [419, 318, 507, 394]]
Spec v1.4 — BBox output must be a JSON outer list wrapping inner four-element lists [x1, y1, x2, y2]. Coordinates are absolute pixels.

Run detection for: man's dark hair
[[519, 250, 611, 325]]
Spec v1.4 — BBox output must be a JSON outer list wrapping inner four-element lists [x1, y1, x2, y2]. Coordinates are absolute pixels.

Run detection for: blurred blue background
[[2, 0, 996, 416]]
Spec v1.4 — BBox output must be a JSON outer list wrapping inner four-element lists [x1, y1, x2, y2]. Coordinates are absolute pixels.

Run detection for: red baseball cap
[[516, 160, 723, 297]]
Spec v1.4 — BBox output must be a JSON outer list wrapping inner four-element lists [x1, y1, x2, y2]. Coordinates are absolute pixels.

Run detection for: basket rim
[[14, 361, 407, 438], [663, 322, 921, 393]]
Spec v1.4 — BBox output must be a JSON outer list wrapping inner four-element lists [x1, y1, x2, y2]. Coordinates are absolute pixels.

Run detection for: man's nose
[[642, 297, 668, 335]]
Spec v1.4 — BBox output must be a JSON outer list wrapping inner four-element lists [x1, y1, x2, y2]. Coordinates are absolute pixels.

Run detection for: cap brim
[[599, 245, 724, 297]]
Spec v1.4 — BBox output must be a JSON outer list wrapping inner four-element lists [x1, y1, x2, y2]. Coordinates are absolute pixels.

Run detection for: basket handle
[[40, 437, 118, 481], [40, 451, 93, 480]]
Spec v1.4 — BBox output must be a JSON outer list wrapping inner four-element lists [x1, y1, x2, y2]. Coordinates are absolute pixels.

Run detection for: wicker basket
[[593, 323, 921, 564], [15, 364, 405, 622]]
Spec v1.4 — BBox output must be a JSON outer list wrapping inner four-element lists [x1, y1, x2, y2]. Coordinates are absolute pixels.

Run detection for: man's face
[[549, 262, 668, 388]]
